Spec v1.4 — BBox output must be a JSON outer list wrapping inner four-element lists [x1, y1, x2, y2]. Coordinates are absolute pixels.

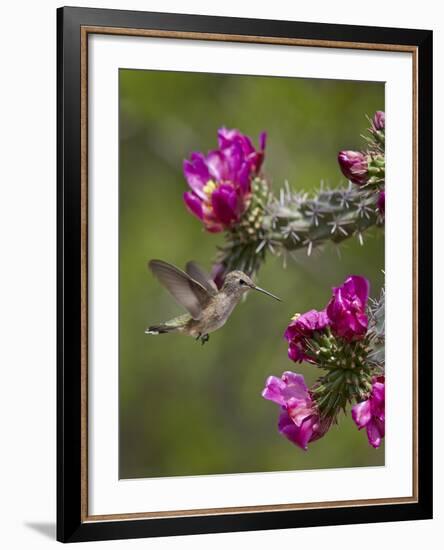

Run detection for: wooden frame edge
[[83, 496, 418, 523], [82, 25, 418, 53], [80, 25, 89, 522], [78, 24, 420, 525]]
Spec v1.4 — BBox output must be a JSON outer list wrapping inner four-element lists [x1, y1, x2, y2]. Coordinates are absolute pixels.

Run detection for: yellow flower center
[[203, 180, 217, 197], [291, 313, 301, 321]]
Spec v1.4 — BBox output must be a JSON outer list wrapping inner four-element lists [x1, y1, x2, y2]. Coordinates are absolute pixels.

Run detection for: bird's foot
[[195, 333, 209, 345], [201, 333, 209, 345]]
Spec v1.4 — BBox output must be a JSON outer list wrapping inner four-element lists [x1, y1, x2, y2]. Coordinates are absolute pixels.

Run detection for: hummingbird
[[145, 259, 281, 344]]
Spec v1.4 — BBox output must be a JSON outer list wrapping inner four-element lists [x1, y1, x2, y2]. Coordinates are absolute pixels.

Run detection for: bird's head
[[221, 271, 281, 301]]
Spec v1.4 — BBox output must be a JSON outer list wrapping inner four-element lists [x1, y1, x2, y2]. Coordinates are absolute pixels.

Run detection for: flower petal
[[338, 150, 369, 185], [205, 222, 224, 233], [287, 342, 305, 363], [183, 154, 210, 198], [206, 150, 228, 181], [183, 192, 203, 220], [262, 376, 287, 406], [344, 275, 370, 306], [373, 111, 385, 131], [373, 416, 385, 438], [352, 399, 372, 429], [370, 380, 385, 421], [377, 190, 385, 214], [327, 276, 370, 341], [284, 309, 329, 361], [217, 127, 241, 149], [223, 142, 243, 176], [297, 416, 317, 450], [366, 419, 383, 448], [352, 378, 385, 448], [281, 371, 309, 400], [262, 371, 309, 406], [211, 184, 240, 225], [211, 263, 227, 289], [259, 131, 267, 152], [236, 162, 252, 194], [278, 410, 313, 451], [287, 402, 315, 428]]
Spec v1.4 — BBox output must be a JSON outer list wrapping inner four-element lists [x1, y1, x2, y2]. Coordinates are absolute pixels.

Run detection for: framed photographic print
[[57, 6, 433, 543]]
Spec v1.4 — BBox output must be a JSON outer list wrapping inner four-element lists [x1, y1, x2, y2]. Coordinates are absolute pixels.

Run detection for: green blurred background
[[119, 69, 385, 479]]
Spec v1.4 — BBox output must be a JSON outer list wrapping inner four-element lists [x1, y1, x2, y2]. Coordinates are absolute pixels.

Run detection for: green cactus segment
[[217, 179, 382, 277], [308, 329, 376, 421], [309, 293, 384, 422], [216, 178, 269, 275], [365, 155, 385, 185], [266, 183, 380, 251], [366, 289, 385, 368], [311, 368, 373, 421], [307, 290, 385, 422]]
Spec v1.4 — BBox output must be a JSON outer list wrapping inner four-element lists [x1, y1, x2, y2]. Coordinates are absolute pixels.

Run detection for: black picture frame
[[57, 5, 433, 543]]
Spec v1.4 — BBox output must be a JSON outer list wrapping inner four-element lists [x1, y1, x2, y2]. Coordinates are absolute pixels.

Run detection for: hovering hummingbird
[[145, 259, 281, 344]]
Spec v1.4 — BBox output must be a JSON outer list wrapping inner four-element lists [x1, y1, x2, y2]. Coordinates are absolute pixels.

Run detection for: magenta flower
[[326, 275, 370, 341], [377, 190, 385, 214], [218, 127, 267, 175], [372, 111, 385, 131], [284, 309, 330, 363], [352, 376, 385, 448], [262, 371, 329, 450], [211, 262, 227, 289], [338, 150, 369, 185], [183, 128, 267, 232]]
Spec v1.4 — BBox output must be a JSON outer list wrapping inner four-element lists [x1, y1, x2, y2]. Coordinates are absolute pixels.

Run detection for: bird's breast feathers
[[198, 293, 238, 333]]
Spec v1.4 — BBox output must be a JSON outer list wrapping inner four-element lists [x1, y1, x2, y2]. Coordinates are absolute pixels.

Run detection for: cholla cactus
[[263, 276, 385, 450], [178, 116, 386, 452], [190, 112, 386, 278], [367, 287, 385, 367], [217, 178, 382, 276]]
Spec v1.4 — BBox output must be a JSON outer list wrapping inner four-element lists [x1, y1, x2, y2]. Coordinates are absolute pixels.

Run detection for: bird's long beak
[[252, 285, 282, 301]]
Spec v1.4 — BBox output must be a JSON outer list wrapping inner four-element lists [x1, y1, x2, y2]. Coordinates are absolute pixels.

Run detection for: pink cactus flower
[[284, 309, 330, 363], [352, 376, 385, 448], [183, 128, 266, 232], [326, 275, 370, 341], [262, 371, 330, 450]]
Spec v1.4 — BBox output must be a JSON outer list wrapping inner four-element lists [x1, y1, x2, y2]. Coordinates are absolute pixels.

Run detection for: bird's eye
[[239, 279, 246, 285]]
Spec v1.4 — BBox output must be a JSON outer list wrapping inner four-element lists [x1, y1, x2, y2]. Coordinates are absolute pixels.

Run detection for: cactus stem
[[216, 177, 383, 277]]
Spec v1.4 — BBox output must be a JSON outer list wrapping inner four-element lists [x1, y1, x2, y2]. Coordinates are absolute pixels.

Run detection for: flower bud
[[372, 111, 385, 131], [337, 150, 369, 186]]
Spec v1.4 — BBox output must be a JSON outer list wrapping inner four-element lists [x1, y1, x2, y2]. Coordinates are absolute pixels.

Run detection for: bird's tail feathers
[[145, 324, 178, 335], [145, 314, 189, 335]]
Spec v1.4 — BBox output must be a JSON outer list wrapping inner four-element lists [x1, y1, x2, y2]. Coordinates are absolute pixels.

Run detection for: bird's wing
[[185, 261, 218, 296], [148, 260, 211, 320]]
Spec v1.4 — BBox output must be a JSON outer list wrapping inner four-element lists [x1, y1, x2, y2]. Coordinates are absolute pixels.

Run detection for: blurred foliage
[[119, 69, 385, 479]]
